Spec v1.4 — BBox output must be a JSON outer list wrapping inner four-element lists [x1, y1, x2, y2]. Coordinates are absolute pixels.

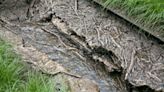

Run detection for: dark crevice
[[39, 12, 56, 22], [69, 29, 87, 43], [91, 46, 122, 72], [126, 83, 157, 92], [134, 85, 155, 92], [125, 80, 162, 92], [26, 0, 33, 4], [91, 46, 118, 62]]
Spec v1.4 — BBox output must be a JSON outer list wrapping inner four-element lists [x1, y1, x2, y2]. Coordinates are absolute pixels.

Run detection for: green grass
[[0, 39, 62, 92], [102, 0, 164, 33]]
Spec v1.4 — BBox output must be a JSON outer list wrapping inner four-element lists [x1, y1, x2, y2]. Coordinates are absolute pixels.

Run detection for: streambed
[[0, 0, 163, 92]]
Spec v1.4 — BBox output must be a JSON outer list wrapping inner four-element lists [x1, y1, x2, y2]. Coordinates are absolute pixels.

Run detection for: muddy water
[[0, 0, 164, 92]]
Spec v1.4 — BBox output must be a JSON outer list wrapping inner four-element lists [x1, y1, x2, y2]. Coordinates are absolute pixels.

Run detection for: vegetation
[[102, 0, 164, 33], [0, 39, 54, 92]]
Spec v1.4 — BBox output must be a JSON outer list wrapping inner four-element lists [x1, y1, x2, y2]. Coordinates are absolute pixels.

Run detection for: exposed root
[[44, 71, 82, 78], [41, 28, 77, 51]]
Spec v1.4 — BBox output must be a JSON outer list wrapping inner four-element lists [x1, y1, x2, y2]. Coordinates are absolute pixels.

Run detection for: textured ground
[[0, 0, 164, 92]]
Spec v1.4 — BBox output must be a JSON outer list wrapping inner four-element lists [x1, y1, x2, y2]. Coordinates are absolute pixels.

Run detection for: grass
[[102, 0, 164, 33], [0, 39, 68, 92]]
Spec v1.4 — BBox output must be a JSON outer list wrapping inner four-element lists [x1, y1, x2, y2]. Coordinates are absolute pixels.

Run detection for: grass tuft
[[102, 0, 164, 33], [0, 39, 63, 92]]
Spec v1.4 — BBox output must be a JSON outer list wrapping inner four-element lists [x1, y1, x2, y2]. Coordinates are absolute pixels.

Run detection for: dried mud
[[0, 0, 164, 92]]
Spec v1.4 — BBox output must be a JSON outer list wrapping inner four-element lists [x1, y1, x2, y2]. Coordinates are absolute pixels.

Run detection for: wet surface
[[11, 23, 124, 92], [0, 0, 164, 92]]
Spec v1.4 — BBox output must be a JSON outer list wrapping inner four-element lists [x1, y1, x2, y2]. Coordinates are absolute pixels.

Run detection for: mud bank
[[0, 0, 164, 92]]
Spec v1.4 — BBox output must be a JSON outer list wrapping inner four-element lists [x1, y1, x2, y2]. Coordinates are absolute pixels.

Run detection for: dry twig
[[48, 71, 82, 78], [75, 0, 78, 13], [109, 34, 122, 49], [125, 49, 136, 80], [41, 28, 77, 51]]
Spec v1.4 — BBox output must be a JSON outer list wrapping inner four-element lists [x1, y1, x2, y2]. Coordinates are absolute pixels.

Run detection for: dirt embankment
[[0, 0, 164, 92]]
